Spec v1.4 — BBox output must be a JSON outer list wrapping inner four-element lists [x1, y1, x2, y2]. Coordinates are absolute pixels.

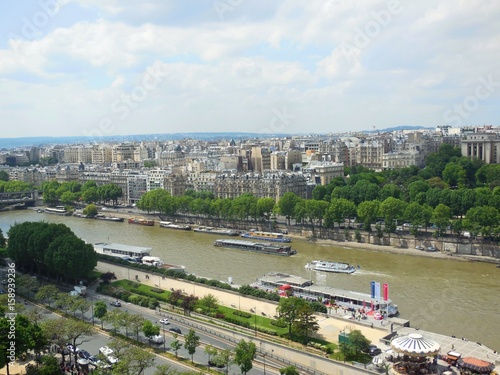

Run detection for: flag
[[375, 282, 381, 300], [383, 283, 389, 301], [370, 281, 375, 299], [370, 301, 374, 311]]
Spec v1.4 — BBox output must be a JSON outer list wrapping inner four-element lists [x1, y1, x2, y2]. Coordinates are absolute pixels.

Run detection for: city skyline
[[1, 1, 499, 139]]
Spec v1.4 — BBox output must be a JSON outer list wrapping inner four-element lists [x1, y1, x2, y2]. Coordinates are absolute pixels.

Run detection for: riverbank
[[84, 208, 500, 265]]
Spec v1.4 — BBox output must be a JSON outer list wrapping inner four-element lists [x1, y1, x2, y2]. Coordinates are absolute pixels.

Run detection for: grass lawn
[[110, 280, 336, 351], [113, 279, 171, 301]]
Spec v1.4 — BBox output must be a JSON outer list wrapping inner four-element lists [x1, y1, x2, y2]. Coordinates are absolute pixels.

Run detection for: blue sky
[[0, 0, 499, 138]]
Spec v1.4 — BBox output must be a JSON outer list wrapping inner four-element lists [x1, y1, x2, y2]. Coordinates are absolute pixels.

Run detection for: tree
[[184, 329, 200, 362], [82, 203, 98, 217], [293, 302, 320, 340], [234, 339, 256, 375], [432, 204, 451, 236], [212, 348, 233, 375], [0, 170, 8, 181], [63, 319, 95, 363], [347, 329, 371, 356], [278, 192, 299, 225], [154, 364, 183, 375], [112, 345, 156, 375], [184, 329, 200, 363], [198, 294, 219, 316], [204, 344, 218, 366], [74, 298, 91, 319], [0, 228, 6, 248], [94, 301, 107, 329], [142, 319, 160, 339], [35, 285, 59, 307], [442, 163, 466, 188], [276, 297, 306, 338], [0, 315, 47, 371], [127, 314, 146, 341], [170, 335, 182, 357], [379, 197, 407, 233], [256, 197, 276, 223], [280, 366, 300, 375], [357, 200, 380, 232]]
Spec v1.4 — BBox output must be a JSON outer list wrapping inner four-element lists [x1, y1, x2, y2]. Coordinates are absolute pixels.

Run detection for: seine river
[[1, 210, 499, 350]]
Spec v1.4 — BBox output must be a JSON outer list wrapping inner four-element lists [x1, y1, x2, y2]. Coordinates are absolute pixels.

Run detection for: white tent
[[391, 333, 441, 357]]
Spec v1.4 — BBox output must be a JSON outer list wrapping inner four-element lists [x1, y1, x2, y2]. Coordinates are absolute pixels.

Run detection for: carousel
[[457, 357, 496, 375], [390, 333, 441, 375]]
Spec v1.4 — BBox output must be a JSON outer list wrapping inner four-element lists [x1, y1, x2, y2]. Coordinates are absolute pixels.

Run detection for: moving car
[[169, 327, 182, 334], [110, 300, 121, 307], [159, 318, 170, 325]]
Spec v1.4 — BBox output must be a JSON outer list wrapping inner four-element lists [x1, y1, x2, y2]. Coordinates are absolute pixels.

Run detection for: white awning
[[391, 333, 441, 357]]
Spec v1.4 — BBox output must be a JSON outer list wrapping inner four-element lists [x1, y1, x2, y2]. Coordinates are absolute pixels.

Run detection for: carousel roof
[[457, 357, 495, 373], [391, 333, 441, 357]]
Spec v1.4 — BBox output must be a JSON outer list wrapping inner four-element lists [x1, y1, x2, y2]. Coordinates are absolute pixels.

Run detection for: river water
[[1, 210, 499, 350]]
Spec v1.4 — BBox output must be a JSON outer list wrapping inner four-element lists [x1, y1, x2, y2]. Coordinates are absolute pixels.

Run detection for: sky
[[0, 0, 499, 139]]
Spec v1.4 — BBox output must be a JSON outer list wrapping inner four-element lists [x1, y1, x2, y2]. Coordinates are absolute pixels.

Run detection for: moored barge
[[213, 239, 297, 256]]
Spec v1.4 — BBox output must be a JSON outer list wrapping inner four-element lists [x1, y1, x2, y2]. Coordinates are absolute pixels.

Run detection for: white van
[[148, 335, 164, 344]]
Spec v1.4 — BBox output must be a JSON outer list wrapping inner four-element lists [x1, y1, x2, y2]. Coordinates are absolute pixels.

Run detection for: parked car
[[149, 335, 164, 344], [169, 327, 182, 334], [110, 300, 121, 307], [159, 318, 170, 325], [78, 350, 91, 359], [369, 347, 382, 356]]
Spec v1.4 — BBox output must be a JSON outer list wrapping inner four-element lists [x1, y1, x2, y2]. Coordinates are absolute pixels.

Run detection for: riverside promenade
[[96, 261, 390, 344], [96, 261, 500, 373]]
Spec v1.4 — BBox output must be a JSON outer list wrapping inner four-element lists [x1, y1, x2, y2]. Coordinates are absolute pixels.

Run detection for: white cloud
[[0, 0, 499, 137]]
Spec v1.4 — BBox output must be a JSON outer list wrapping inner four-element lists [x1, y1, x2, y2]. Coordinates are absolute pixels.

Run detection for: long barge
[[194, 226, 239, 236], [213, 239, 297, 256], [128, 217, 155, 226], [241, 230, 291, 243], [159, 221, 191, 230]]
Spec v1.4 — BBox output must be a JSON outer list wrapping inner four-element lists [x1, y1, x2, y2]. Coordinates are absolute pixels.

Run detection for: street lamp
[[254, 307, 257, 336], [262, 353, 267, 375], [90, 298, 94, 326], [342, 328, 346, 363], [163, 325, 166, 352]]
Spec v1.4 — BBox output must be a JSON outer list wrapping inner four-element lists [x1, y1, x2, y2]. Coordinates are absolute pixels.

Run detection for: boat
[[128, 217, 154, 226], [159, 221, 191, 230], [94, 242, 152, 260], [213, 239, 297, 256], [305, 260, 357, 274], [251, 272, 399, 317], [45, 206, 71, 216], [240, 230, 291, 243], [141, 256, 185, 272], [193, 226, 239, 236], [94, 214, 124, 222], [73, 212, 92, 219]]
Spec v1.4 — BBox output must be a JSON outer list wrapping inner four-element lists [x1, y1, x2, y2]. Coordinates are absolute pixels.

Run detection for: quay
[[95, 261, 500, 374]]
